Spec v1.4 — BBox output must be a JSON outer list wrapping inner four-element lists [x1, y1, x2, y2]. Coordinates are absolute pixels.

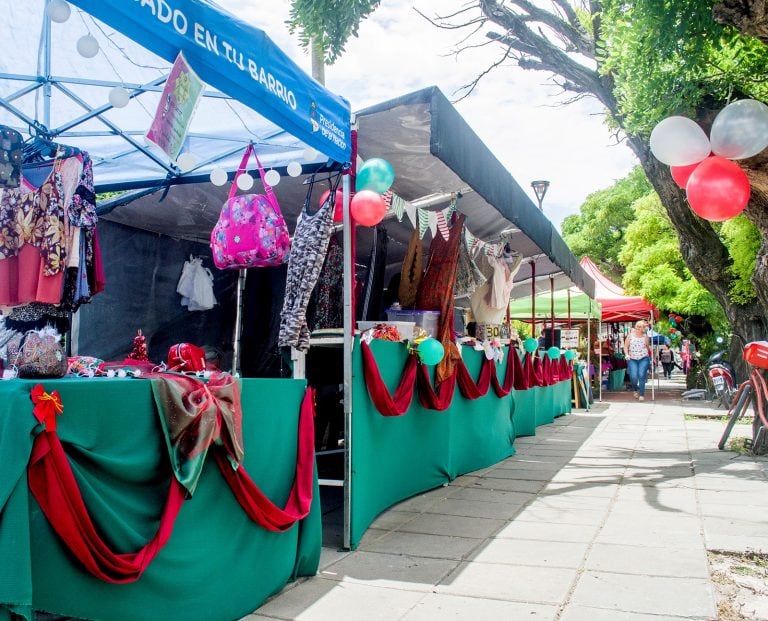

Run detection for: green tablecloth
[[0, 377, 320, 621], [554, 379, 573, 417], [512, 389, 537, 437], [350, 340, 517, 549]]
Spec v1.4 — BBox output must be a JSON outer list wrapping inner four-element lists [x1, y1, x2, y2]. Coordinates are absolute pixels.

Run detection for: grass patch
[[726, 436, 752, 454], [684, 413, 753, 424]]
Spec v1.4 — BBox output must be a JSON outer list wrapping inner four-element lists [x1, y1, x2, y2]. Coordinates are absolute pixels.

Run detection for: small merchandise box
[[385, 309, 441, 338]]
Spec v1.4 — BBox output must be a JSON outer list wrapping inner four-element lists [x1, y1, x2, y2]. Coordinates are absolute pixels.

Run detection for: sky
[[228, 1, 638, 232]]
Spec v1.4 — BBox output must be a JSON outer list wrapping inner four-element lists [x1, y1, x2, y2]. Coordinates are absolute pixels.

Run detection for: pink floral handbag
[[210, 144, 291, 269]]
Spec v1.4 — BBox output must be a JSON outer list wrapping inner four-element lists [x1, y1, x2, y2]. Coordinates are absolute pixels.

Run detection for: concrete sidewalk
[[245, 400, 768, 620]]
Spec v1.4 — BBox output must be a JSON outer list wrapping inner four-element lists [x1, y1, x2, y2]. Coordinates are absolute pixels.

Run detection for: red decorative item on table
[[167, 343, 207, 372]]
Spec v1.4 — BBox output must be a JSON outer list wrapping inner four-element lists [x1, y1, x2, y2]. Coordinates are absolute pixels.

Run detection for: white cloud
[[223, 0, 638, 232]]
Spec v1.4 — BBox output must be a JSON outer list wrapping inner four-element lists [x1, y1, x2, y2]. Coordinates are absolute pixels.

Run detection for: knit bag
[[210, 144, 290, 269]]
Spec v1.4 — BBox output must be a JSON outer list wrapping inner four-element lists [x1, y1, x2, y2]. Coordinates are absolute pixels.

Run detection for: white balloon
[[210, 168, 228, 186], [47, 0, 71, 23], [649, 116, 710, 166], [711, 99, 768, 160], [302, 147, 318, 160], [76, 34, 99, 58], [236, 172, 254, 191], [287, 161, 302, 177], [176, 152, 198, 172], [264, 169, 281, 186], [108, 87, 130, 109]]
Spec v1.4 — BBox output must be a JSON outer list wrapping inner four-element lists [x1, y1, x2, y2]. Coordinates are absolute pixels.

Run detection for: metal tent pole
[[42, 0, 52, 129], [650, 312, 656, 402], [530, 260, 536, 341], [549, 275, 555, 347], [342, 172, 353, 551], [231, 270, 247, 375], [598, 318, 603, 402]]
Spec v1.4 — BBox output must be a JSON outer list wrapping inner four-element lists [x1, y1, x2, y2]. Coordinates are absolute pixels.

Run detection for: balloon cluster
[[564, 350, 577, 362], [547, 346, 561, 360], [668, 313, 684, 328], [350, 158, 395, 227], [523, 338, 538, 354], [650, 100, 768, 221]]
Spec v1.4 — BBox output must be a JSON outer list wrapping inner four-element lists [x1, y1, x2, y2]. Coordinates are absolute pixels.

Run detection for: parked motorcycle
[[683, 350, 737, 408]]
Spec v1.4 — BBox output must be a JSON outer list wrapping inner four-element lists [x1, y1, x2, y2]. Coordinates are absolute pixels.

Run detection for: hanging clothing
[[469, 251, 523, 324], [308, 235, 344, 331], [398, 228, 423, 309], [278, 200, 335, 352], [455, 230, 485, 299], [0, 152, 98, 308], [415, 214, 465, 384]]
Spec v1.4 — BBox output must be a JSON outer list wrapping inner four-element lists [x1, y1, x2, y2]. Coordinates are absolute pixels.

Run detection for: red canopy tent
[[579, 257, 657, 323]]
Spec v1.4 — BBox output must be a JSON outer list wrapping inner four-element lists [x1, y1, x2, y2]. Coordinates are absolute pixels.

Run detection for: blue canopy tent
[[0, 2, 353, 620]]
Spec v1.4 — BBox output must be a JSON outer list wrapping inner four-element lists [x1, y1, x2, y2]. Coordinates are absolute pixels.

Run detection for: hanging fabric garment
[[359, 226, 388, 321], [0, 125, 22, 189], [454, 229, 485, 299], [470, 249, 523, 324], [0, 152, 97, 308], [415, 214, 465, 384], [398, 228, 423, 309], [308, 235, 344, 331], [278, 199, 335, 352]]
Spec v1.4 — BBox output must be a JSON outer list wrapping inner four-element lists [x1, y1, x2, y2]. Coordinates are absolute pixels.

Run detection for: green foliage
[[598, 0, 768, 134], [618, 192, 724, 325], [287, 0, 381, 64], [561, 166, 651, 277], [512, 320, 531, 340], [721, 216, 760, 304]]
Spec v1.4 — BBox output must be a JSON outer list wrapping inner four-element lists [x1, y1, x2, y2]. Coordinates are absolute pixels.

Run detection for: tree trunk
[[713, 0, 768, 43]]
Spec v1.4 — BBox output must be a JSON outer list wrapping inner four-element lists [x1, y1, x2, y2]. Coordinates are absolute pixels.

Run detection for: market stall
[[0, 0, 350, 618]]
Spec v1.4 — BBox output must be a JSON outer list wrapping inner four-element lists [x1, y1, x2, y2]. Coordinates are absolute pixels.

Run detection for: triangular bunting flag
[[465, 228, 475, 248], [418, 208, 429, 239], [436, 210, 450, 241], [445, 197, 458, 221], [382, 190, 394, 208], [391, 194, 405, 221], [406, 203, 418, 228], [428, 211, 438, 238]]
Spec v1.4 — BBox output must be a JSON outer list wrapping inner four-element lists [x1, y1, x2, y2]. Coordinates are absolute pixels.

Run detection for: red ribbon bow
[[31, 384, 64, 432]]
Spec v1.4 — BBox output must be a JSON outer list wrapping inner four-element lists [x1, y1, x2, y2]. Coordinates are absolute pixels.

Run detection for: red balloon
[[350, 190, 386, 227], [675, 315, 683, 323], [686, 156, 750, 221], [670, 161, 700, 189], [320, 189, 345, 223], [670, 328, 676, 334]]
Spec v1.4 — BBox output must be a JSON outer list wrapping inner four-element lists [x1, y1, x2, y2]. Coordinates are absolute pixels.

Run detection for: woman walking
[[624, 321, 652, 400]]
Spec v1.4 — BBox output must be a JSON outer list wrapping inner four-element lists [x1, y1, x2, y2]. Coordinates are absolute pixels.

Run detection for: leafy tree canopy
[[287, 0, 381, 64], [561, 166, 651, 278], [600, 0, 768, 134], [721, 216, 762, 304]]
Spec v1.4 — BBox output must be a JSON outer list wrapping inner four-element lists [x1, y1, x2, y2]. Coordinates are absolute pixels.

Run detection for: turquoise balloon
[[523, 338, 538, 354], [547, 346, 561, 360], [565, 350, 577, 361], [418, 338, 445, 366], [356, 158, 395, 194]]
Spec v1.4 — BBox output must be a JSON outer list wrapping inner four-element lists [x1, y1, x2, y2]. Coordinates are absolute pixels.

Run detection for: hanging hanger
[[22, 123, 81, 165]]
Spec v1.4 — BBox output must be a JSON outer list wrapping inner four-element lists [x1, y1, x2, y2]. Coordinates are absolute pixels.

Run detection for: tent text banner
[[68, 0, 352, 164]]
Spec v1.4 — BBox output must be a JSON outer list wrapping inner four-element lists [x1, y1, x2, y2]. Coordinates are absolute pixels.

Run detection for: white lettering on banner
[[131, 0, 346, 151]]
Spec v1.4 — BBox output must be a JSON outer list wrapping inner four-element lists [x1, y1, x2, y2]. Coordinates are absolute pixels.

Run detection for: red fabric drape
[[456, 357, 492, 399], [551, 356, 561, 383], [361, 341, 418, 416], [27, 429, 185, 584], [488, 349, 515, 397], [525, 353, 540, 387], [417, 364, 457, 411], [512, 350, 528, 390], [541, 356, 552, 386], [213, 387, 316, 531]]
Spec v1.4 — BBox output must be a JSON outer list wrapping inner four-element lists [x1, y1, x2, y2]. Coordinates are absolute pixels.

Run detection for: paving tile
[[401, 593, 557, 620], [397, 513, 506, 539], [392, 487, 453, 512], [559, 604, 685, 621], [451, 476, 547, 494], [584, 542, 710, 578], [369, 510, 419, 531], [256, 577, 426, 620], [569, 571, 716, 618], [318, 546, 349, 571], [469, 537, 589, 568], [513, 504, 608, 526], [359, 530, 482, 560], [438, 561, 576, 604], [495, 520, 599, 543], [704, 532, 768, 553], [318, 551, 458, 591], [540, 482, 619, 498], [449, 486, 537, 506], [697, 488, 768, 507], [424, 497, 525, 520]]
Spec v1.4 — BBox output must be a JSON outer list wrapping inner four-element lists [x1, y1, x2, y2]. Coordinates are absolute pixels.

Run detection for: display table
[[608, 368, 626, 391], [0, 377, 320, 621], [349, 340, 520, 549]]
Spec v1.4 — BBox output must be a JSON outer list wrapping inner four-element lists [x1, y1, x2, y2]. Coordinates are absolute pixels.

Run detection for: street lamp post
[[531, 180, 550, 210]]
